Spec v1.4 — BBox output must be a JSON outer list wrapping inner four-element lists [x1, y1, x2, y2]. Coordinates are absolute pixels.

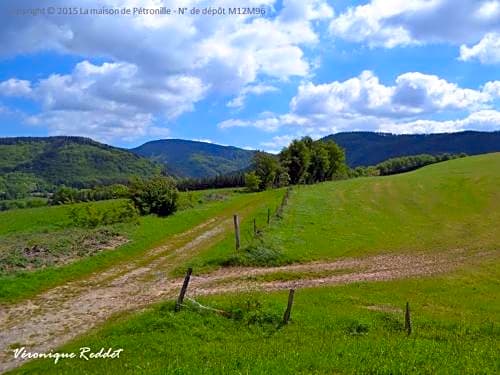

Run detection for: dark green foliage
[[0, 197, 47, 211], [176, 172, 245, 191], [252, 152, 280, 190], [324, 130, 500, 167], [324, 140, 349, 178], [279, 137, 348, 185], [69, 201, 138, 228], [242, 137, 347, 191], [0, 136, 162, 198], [132, 139, 255, 178], [280, 138, 312, 184], [221, 244, 289, 267], [0, 173, 48, 200], [130, 177, 179, 217], [51, 184, 130, 205], [350, 166, 381, 177], [225, 298, 282, 327], [244, 171, 262, 192], [375, 153, 466, 175]]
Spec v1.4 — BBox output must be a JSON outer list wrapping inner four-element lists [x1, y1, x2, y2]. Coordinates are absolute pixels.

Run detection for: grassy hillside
[[0, 137, 162, 193], [185, 153, 500, 271], [326, 131, 500, 167], [8, 153, 500, 374], [261, 153, 500, 262], [131, 139, 255, 178]]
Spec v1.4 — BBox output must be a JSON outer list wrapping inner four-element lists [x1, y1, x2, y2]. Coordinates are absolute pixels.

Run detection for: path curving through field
[[0, 215, 494, 374]]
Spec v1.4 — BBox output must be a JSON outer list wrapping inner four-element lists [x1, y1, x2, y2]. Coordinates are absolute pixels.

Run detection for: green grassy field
[[4, 154, 500, 374], [242, 153, 500, 265], [0, 189, 282, 303], [10, 258, 499, 374], [171, 187, 286, 276]]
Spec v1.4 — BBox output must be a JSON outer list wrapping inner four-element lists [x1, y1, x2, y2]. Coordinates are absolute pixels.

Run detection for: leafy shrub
[[50, 184, 130, 205], [0, 198, 47, 211], [221, 244, 290, 267], [343, 319, 370, 336], [226, 298, 282, 327], [69, 201, 138, 228], [244, 172, 261, 192], [130, 177, 179, 217]]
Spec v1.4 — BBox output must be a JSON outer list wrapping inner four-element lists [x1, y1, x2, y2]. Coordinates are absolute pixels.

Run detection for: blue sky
[[0, 0, 499, 152]]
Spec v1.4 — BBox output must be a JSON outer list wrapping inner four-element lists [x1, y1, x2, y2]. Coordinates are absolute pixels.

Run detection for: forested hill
[[0, 137, 162, 191], [131, 139, 255, 178], [324, 131, 500, 167]]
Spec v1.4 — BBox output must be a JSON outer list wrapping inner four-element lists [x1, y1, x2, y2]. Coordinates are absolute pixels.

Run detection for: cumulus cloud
[[0, 79, 33, 97], [330, 0, 500, 58], [227, 84, 278, 108], [0, 0, 332, 86], [259, 134, 297, 151], [379, 110, 500, 133], [0, 0, 335, 141], [0, 60, 206, 142], [220, 71, 500, 136], [291, 71, 494, 119], [460, 33, 500, 64]]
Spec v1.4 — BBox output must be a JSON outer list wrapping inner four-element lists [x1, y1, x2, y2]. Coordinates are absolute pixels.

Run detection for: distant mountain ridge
[[2, 131, 499, 194], [323, 131, 500, 167], [0, 136, 162, 190], [131, 139, 255, 178]]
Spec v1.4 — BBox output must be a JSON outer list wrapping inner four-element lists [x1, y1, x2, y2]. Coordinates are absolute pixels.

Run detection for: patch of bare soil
[[0, 229, 128, 274], [0, 221, 495, 374]]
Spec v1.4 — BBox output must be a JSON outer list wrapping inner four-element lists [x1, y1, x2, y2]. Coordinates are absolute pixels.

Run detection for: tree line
[[245, 137, 348, 192], [350, 153, 467, 177]]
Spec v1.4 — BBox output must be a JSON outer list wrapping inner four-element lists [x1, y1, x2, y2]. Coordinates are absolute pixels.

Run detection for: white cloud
[[0, 79, 33, 97], [484, 80, 500, 97], [260, 134, 297, 150], [460, 33, 500, 64], [227, 84, 278, 108], [0, 0, 335, 141], [218, 115, 282, 132], [220, 71, 500, 137], [379, 110, 500, 133], [329, 0, 500, 59], [192, 138, 214, 144], [0, 0, 332, 87], [3, 60, 206, 142], [291, 71, 492, 119]]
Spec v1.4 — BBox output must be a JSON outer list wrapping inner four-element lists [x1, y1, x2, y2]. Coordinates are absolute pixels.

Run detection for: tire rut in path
[[0, 243, 495, 373], [0, 217, 232, 374]]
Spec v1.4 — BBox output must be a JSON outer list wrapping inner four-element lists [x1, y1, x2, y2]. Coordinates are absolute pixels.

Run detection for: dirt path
[[0, 215, 233, 373], [0, 217, 494, 375]]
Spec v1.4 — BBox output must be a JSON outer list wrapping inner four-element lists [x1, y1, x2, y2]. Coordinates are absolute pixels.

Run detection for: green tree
[[51, 186, 78, 205], [275, 167, 290, 187], [308, 142, 331, 182], [244, 172, 261, 192], [252, 152, 279, 190], [280, 138, 311, 184], [130, 177, 178, 217], [324, 140, 347, 179]]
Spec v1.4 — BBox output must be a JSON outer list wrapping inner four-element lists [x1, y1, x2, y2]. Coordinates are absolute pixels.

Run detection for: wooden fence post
[[267, 208, 271, 225], [233, 214, 240, 250], [282, 289, 295, 325], [175, 268, 193, 312], [405, 301, 412, 336]]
